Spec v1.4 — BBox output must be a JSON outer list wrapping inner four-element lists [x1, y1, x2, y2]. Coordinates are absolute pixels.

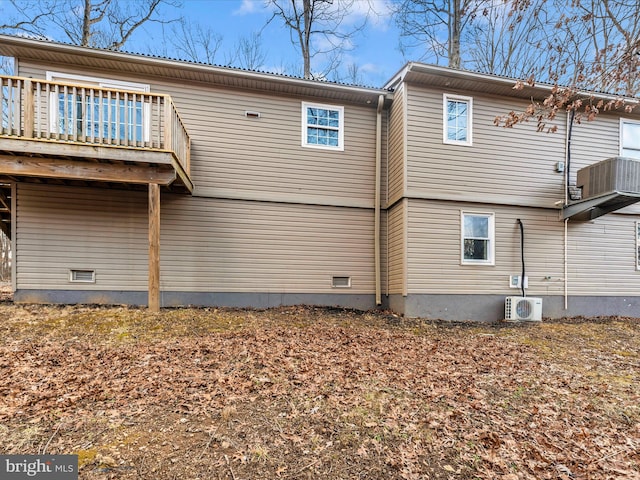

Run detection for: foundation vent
[[69, 269, 96, 283], [332, 276, 351, 288]]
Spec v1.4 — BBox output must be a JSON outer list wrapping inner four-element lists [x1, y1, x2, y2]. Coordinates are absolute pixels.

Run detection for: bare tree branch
[[265, 0, 368, 79]]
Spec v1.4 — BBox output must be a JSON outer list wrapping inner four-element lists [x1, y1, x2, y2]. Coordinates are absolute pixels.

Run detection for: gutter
[[375, 94, 384, 306]]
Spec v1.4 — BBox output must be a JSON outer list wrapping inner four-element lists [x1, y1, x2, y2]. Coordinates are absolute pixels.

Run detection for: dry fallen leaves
[[0, 301, 638, 479]]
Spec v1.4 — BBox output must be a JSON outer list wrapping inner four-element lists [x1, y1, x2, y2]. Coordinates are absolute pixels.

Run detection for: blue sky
[[131, 0, 407, 87]]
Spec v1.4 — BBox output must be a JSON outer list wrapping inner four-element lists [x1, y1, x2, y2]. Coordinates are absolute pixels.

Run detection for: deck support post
[[148, 183, 160, 312]]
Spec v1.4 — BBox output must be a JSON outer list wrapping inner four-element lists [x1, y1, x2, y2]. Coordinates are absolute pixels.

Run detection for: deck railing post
[[23, 79, 34, 138], [163, 97, 172, 152]]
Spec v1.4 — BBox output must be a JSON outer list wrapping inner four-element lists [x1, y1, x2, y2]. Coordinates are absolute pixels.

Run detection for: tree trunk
[[449, 0, 461, 68], [81, 0, 92, 46], [302, 0, 312, 78]]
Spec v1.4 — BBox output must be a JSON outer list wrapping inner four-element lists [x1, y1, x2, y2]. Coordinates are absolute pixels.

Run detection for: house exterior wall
[[10, 52, 640, 320], [386, 199, 407, 295], [14, 184, 377, 309], [385, 81, 640, 320], [18, 61, 378, 209], [405, 84, 567, 209], [15, 183, 149, 296], [387, 84, 406, 206], [14, 60, 381, 309]]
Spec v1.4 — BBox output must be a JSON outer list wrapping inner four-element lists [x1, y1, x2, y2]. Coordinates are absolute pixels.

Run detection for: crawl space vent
[[70, 269, 96, 283], [332, 276, 351, 288]]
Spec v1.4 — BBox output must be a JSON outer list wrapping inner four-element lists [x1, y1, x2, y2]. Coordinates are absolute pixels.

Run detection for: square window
[[302, 102, 344, 150], [461, 212, 494, 265], [620, 119, 640, 159], [444, 94, 473, 146]]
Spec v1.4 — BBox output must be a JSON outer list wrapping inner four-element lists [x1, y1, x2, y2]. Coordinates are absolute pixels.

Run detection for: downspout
[[517, 219, 526, 297], [375, 94, 384, 306], [564, 110, 575, 311]]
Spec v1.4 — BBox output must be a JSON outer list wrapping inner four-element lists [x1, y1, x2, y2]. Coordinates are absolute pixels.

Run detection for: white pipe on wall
[[375, 94, 384, 306]]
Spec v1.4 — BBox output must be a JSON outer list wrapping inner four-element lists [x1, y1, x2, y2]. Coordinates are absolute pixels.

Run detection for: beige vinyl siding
[[570, 114, 619, 176], [18, 62, 378, 208], [387, 84, 406, 206], [567, 213, 640, 295], [405, 85, 567, 208], [387, 199, 407, 295], [16, 184, 375, 293], [16, 184, 148, 290], [406, 199, 565, 295], [380, 209, 388, 295], [160, 195, 374, 293]]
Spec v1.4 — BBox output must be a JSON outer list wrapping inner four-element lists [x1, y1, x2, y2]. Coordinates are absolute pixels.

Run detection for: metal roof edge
[[0, 34, 390, 98]]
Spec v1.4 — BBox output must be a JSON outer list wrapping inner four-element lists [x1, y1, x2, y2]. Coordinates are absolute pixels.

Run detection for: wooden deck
[[1, 74, 194, 311], [0, 75, 192, 192]]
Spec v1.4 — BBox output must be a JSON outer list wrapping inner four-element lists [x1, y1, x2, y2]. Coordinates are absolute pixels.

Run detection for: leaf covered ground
[[0, 292, 638, 479]]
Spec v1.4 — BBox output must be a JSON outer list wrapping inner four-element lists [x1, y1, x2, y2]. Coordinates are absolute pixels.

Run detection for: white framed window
[[636, 221, 640, 270], [302, 102, 344, 150], [461, 212, 494, 265], [46, 71, 151, 142], [620, 118, 640, 159], [443, 94, 472, 146]]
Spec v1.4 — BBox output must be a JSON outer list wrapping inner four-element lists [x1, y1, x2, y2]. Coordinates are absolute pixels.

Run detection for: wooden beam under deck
[[148, 183, 161, 313], [0, 155, 177, 185], [0, 138, 175, 165]]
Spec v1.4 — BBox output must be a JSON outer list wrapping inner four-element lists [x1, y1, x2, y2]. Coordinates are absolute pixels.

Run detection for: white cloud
[[233, 0, 260, 15]]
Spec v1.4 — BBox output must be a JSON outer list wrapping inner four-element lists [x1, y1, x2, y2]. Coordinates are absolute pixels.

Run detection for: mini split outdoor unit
[[505, 296, 543, 321]]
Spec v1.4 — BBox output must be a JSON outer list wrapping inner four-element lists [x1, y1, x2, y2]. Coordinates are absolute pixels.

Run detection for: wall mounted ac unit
[[505, 296, 542, 321]]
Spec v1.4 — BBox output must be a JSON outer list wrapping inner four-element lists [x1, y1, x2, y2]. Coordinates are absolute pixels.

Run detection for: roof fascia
[[0, 34, 388, 100]]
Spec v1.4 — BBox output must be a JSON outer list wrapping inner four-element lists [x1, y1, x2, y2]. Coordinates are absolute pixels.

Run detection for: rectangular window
[[443, 94, 472, 146], [302, 102, 344, 150], [461, 212, 494, 265], [46, 72, 150, 143], [620, 119, 640, 159]]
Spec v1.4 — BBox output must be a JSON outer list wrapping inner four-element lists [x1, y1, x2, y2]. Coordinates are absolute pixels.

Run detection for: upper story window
[[620, 119, 640, 159], [461, 211, 494, 265], [443, 94, 473, 146], [46, 72, 150, 143], [302, 102, 344, 151]]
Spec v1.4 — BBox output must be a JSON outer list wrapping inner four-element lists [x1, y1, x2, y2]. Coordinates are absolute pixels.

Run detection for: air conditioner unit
[[505, 296, 542, 322]]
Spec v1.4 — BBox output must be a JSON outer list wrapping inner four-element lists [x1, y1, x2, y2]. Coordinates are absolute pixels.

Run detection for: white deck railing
[[0, 75, 190, 175]]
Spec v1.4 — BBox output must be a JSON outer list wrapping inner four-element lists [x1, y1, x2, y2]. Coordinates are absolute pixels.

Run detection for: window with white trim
[[302, 102, 344, 150], [444, 94, 472, 146], [46, 72, 151, 142], [620, 118, 640, 159], [461, 212, 494, 265]]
